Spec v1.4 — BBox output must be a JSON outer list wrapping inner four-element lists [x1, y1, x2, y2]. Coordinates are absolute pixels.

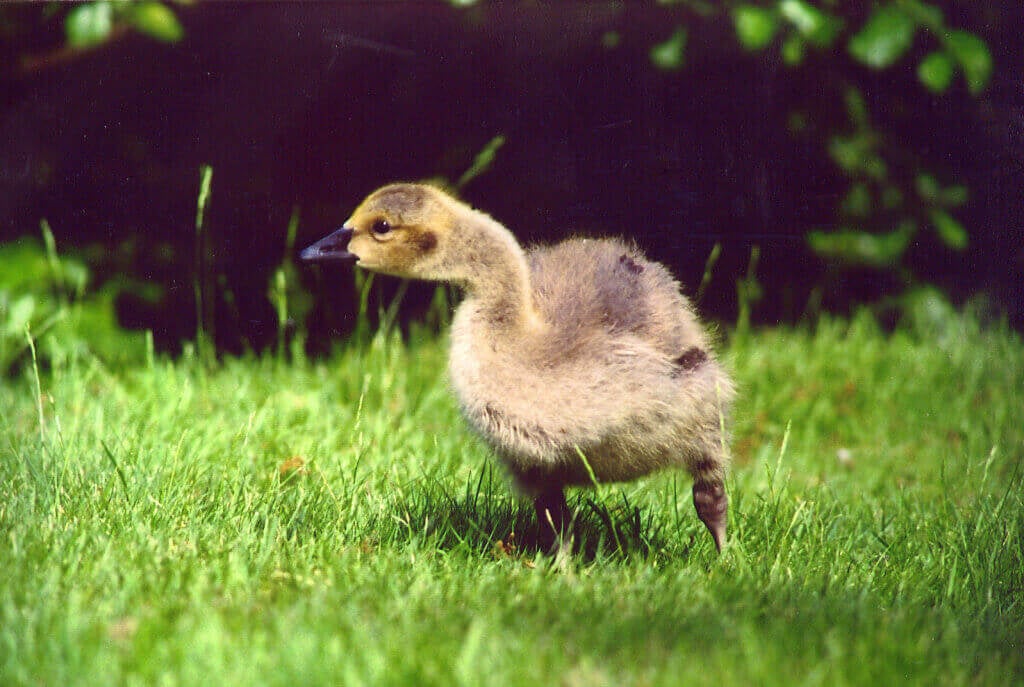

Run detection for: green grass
[[1, 311, 1022, 686]]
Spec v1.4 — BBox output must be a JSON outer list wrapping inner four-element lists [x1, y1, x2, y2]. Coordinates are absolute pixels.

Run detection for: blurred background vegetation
[[0, 0, 1019, 368]]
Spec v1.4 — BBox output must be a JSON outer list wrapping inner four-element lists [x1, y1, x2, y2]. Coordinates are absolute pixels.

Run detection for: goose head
[[300, 183, 460, 282]]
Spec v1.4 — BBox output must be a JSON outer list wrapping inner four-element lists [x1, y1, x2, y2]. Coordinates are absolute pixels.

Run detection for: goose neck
[[457, 213, 542, 332]]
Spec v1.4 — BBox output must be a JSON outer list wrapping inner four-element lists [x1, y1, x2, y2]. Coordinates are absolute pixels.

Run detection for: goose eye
[[371, 219, 391, 235]]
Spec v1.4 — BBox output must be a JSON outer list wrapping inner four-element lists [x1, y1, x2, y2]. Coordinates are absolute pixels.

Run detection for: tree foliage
[[635, 0, 992, 288], [0, 1, 1005, 356], [64, 1, 183, 47]]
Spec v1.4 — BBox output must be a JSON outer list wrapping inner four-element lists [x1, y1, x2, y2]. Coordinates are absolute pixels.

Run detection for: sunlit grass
[[1, 311, 1021, 686]]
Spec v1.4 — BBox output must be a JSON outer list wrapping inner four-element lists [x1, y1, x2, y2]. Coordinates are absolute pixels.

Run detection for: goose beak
[[299, 227, 356, 263]]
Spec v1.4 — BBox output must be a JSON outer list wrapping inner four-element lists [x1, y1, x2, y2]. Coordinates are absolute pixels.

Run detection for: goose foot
[[693, 481, 728, 552], [534, 487, 569, 553]]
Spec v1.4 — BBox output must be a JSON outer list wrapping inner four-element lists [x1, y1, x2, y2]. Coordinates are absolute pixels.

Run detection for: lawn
[[1, 309, 1021, 686]]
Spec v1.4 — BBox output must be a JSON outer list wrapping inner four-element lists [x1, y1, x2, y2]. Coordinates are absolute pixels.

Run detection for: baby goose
[[301, 183, 735, 551]]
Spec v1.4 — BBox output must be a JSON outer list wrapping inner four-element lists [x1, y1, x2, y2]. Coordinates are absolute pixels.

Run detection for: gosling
[[301, 183, 735, 551]]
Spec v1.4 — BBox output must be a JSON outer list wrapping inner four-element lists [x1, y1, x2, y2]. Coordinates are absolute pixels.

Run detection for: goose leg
[[534, 487, 569, 553], [692, 480, 728, 551]]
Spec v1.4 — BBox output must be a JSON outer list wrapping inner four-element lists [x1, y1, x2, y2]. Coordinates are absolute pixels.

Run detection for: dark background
[[2, 2, 1021, 354]]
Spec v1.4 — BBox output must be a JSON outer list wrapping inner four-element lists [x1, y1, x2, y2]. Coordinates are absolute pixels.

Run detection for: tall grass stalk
[[193, 164, 214, 364]]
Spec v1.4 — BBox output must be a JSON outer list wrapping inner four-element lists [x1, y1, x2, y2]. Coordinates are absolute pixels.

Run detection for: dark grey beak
[[299, 227, 356, 263]]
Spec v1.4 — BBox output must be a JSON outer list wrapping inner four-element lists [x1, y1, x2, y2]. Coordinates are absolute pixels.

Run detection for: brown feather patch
[[618, 253, 644, 275], [414, 230, 438, 253], [674, 347, 707, 372]]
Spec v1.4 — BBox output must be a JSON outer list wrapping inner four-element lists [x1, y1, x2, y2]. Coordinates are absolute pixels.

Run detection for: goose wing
[[528, 238, 707, 362]]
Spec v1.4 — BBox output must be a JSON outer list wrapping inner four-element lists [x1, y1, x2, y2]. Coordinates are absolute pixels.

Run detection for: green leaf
[[929, 209, 968, 249], [828, 134, 887, 180], [650, 27, 687, 71], [778, 0, 820, 34], [915, 172, 940, 201], [900, 0, 944, 30], [733, 5, 778, 51], [781, 35, 805, 65], [840, 183, 872, 217], [848, 4, 917, 69], [919, 173, 969, 207], [917, 51, 955, 93], [944, 30, 992, 95], [65, 2, 113, 48], [828, 136, 864, 174], [127, 2, 184, 43], [778, 0, 840, 46], [844, 87, 870, 128], [807, 223, 913, 266]]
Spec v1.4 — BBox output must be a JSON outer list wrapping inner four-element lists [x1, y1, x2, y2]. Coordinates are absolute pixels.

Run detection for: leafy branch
[[698, 1, 990, 271], [64, 1, 184, 48]]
